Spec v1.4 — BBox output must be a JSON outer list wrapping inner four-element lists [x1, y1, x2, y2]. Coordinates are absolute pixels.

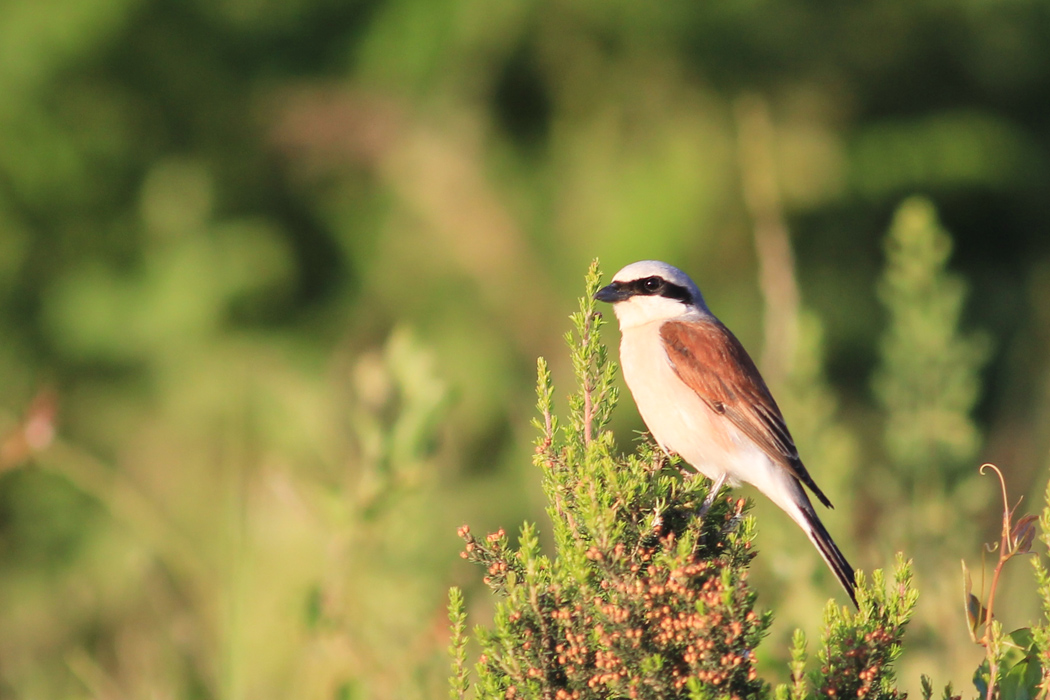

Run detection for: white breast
[[619, 320, 767, 489]]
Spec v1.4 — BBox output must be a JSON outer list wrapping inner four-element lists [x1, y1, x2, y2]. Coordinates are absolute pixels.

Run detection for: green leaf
[[998, 628, 1042, 700], [974, 628, 1043, 700]]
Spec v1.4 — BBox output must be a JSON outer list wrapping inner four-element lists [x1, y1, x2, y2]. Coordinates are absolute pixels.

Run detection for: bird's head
[[594, 260, 709, 329]]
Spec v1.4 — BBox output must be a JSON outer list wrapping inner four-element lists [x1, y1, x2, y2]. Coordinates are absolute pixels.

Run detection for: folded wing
[[659, 319, 834, 509]]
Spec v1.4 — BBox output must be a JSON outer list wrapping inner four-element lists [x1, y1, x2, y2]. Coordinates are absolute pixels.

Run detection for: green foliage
[[455, 262, 917, 700], [873, 197, 989, 491], [1032, 478, 1050, 661], [919, 675, 959, 700], [786, 630, 808, 700], [936, 466, 1050, 700], [768, 559, 917, 700], [867, 198, 993, 689], [8, 328, 456, 699], [449, 587, 470, 700], [811, 559, 917, 699], [972, 628, 1043, 700], [968, 474, 1050, 700]]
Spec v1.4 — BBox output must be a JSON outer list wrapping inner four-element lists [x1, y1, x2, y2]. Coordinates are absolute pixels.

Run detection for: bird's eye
[[643, 277, 662, 292]]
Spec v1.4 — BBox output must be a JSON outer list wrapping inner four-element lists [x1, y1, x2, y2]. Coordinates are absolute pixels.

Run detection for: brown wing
[[659, 319, 833, 509]]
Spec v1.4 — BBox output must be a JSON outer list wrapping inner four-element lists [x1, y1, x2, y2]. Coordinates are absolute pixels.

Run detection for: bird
[[594, 260, 857, 606]]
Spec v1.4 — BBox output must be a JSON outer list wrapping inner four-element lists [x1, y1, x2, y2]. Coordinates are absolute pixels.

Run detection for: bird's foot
[[648, 447, 676, 475], [697, 473, 728, 520]]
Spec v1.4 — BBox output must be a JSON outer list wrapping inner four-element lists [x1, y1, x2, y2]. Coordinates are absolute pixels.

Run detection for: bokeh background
[[1, 0, 1049, 697]]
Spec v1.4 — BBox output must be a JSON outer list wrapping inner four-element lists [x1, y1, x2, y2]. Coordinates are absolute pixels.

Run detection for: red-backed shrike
[[595, 260, 856, 606]]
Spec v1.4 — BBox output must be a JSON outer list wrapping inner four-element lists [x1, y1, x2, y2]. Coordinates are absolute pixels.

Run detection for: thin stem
[[583, 384, 593, 445], [980, 463, 1010, 523], [582, 315, 595, 446], [978, 463, 1013, 700], [983, 550, 1008, 700]]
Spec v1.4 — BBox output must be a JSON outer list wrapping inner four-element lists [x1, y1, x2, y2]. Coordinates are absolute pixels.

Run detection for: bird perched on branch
[[594, 260, 857, 606]]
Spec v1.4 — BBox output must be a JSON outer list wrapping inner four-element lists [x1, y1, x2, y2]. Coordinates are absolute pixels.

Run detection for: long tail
[[773, 478, 858, 607], [748, 465, 858, 606], [800, 506, 857, 607]]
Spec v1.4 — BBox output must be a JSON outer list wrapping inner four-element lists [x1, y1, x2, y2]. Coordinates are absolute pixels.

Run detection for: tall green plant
[[873, 197, 989, 494], [869, 197, 991, 690]]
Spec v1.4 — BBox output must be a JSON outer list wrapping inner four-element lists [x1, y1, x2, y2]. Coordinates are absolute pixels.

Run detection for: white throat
[[612, 295, 704, 330]]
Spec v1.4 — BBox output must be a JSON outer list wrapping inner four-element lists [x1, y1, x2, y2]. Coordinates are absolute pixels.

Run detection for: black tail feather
[[802, 508, 858, 608]]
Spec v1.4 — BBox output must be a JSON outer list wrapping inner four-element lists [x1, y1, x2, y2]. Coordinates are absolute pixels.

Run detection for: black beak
[[594, 282, 629, 303]]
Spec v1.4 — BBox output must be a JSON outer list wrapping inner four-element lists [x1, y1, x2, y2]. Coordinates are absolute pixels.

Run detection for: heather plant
[[450, 262, 917, 700]]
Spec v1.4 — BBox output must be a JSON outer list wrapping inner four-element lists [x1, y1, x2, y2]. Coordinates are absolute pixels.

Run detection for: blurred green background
[[1, 0, 1049, 697]]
